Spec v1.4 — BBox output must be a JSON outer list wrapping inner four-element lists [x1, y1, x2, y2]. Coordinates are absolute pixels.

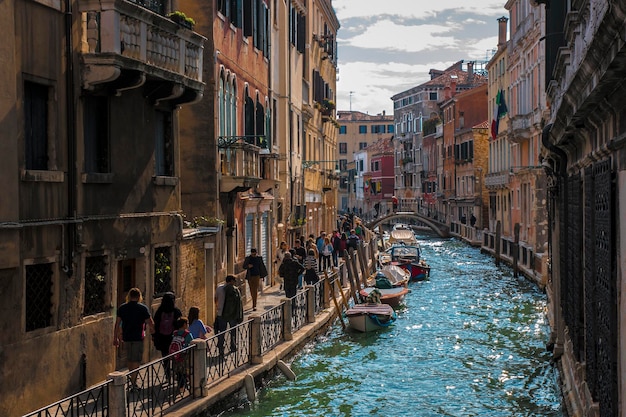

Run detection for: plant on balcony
[[183, 215, 224, 228], [402, 157, 413, 165], [168, 11, 195, 29], [319, 99, 335, 116], [292, 218, 306, 226]]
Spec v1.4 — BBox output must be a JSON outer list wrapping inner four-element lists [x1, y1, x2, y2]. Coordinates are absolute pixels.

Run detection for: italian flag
[[491, 89, 508, 140]]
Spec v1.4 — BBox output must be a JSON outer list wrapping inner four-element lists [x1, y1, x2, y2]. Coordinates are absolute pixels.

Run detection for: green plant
[[167, 11, 195, 28]]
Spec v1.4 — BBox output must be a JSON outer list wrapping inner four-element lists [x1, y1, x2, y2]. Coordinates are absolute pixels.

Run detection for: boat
[[345, 303, 396, 332], [378, 244, 431, 281], [387, 229, 419, 247], [358, 286, 409, 308], [366, 266, 410, 288]]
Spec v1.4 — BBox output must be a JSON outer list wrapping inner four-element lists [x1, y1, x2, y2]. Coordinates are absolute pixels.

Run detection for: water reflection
[[222, 235, 563, 417]]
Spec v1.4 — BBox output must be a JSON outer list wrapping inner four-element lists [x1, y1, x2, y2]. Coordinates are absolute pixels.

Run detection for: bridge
[[365, 211, 450, 238]]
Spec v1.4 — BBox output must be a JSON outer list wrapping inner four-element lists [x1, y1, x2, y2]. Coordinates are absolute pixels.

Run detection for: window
[[429, 92, 437, 100], [359, 142, 367, 150], [154, 247, 172, 296], [358, 125, 367, 134], [371, 125, 385, 134], [387, 124, 394, 133], [339, 125, 347, 134], [155, 110, 174, 176], [84, 256, 107, 316], [24, 81, 50, 170], [26, 263, 53, 331], [339, 159, 347, 171], [84, 96, 110, 173], [339, 142, 347, 154]]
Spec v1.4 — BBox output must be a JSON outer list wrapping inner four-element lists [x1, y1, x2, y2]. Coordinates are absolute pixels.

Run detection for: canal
[[222, 235, 564, 416]]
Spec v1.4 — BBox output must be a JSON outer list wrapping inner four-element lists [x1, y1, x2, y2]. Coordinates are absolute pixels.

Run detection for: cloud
[[333, 0, 508, 115]]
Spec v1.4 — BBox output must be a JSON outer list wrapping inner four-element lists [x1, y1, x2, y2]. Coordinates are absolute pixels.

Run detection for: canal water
[[222, 235, 564, 416]]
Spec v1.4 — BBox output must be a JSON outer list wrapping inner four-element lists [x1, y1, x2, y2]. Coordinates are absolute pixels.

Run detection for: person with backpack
[[168, 317, 193, 394], [214, 275, 244, 356], [152, 292, 182, 373], [347, 229, 360, 251]]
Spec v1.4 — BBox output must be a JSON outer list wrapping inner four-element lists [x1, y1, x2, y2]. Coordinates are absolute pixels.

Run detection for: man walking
[[243, 248, 267, 311], [113, 288, 154, 390], [279, 252, 304, 298], [214, 275, 244, 356]]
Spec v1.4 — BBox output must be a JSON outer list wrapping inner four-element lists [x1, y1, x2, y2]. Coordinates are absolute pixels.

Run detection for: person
[[243, 248, 267, 311], [168, 317, 193, 393], [153, 292, 182, 359], [339, 232, 348, 257], [274, 241, 288, 290], [214, 275, 244, 356], [321, 236, 333, 271], [316, 232, 326, 271], [331, 230, 341, 267], [303, 249, 319, 285], [347, 229, 360, 251], [292, 240, 307, 289], [470, 214, 477, 227], [279, 252, 304, 298], [187, 306, 212, 340], [113, 288, 154, 390]]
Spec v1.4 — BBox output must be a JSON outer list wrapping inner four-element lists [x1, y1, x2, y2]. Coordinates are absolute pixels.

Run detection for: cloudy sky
[[333, 0, 508, 115]]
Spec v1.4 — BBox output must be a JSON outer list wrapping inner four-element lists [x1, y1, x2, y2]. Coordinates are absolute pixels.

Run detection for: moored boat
[[358, 286, 409, 308], [345, 303, 396, 332], [366, 266, 410, 288], [378, 244, 431, 281]]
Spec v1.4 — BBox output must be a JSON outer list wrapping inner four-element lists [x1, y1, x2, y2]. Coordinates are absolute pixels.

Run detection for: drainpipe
[[64, 0, 77, 277], [541, 123, 567, 358]]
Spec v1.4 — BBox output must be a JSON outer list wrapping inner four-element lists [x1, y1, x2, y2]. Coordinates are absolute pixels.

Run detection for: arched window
[[255, 96, 265, 148], [244, 87, 255, 140], [218, 74, 225, 137], [230, 79, 237, 136]]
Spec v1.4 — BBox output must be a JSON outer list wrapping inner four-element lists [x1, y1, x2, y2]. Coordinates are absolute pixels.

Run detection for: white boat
[[345, 303, 396, 332]]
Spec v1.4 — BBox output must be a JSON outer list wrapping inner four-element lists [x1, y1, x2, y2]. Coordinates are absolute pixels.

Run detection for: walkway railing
[[23, 271, 340, 417]]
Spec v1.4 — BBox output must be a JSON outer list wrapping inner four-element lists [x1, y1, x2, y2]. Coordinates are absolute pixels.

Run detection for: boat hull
[[345, 304, 396, 332], [359, 286, 409, 308]]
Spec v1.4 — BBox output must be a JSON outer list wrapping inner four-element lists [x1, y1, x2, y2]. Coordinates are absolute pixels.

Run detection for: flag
[[491, 89, 508, 140]]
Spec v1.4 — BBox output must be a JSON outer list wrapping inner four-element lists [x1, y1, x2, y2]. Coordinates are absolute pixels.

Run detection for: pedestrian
[[243, 248, 267, 311], [303, 249, 319, 285], [339, 232, 348, 256], [279, 252, 304, 298], [316, 232, 326, 271], [470, 214, 476, 227], [113, 288, 154, 390], [274, 241, 289, 290], [321, 236, 333, 271], [187, 306, 212, 339], [292, 240, 307, 289], [347, 229, 360, 251], [168, 317, 193, 393], [153, 292, 182, 359], [331, 230, 341, 267], [214, 275, 244, 356]]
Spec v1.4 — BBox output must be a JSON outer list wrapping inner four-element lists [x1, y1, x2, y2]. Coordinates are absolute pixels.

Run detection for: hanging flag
[[490, 89, 508, 140]]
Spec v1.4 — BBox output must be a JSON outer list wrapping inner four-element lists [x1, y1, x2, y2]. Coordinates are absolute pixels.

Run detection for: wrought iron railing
[[259, 305, 284, 355], [312, 279, 325, 315], [291, 290, 308, 332], [23, 380, 111, 417], [205, 320, 252, 383], [127, 347, 195, 417]]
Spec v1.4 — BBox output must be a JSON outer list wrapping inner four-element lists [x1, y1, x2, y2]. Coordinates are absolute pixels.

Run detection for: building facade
[[0, 0, 205, 414], [541, 0, 625, 415]]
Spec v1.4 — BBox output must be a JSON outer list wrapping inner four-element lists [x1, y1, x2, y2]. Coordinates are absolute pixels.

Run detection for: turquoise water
[[222, 236, 563, 417]]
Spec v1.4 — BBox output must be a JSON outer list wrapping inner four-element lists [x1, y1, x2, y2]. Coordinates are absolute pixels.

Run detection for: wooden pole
[[325, 276, 345, 329], [328, 271, 349, 310]]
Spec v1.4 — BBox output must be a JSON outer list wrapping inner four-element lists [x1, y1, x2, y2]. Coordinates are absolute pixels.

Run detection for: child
[[169, 317, 193, 393]]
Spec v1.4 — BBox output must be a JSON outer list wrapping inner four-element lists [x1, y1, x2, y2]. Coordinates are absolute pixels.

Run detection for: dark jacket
[[222, 283, 244, 323], [244, 255, 267, 278], [279, 258, 304, 285]]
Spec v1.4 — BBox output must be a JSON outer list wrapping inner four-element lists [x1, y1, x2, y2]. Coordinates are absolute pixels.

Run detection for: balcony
[[79, 0, 205, 103], [219, 136, 266, 193], [508, 113, 534, 143], [258, 152, 280, 192], [485, 172, 510, 189]]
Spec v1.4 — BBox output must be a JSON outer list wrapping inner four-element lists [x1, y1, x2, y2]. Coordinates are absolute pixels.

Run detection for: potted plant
[[168, 11, 195, 30]]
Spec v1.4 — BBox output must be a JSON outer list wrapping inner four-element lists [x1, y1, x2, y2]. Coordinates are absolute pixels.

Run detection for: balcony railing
[[80, 0, 204, 91], [485, 172, 511, 188]]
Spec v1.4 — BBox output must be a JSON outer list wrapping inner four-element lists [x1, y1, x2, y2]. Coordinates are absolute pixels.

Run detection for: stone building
[[336, 110, 394, 213], [0, 0, 205, 414], [540, 0, 625, 415]]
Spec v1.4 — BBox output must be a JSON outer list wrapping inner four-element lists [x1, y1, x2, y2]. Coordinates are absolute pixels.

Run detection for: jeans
[[214, 316, 238, 356]]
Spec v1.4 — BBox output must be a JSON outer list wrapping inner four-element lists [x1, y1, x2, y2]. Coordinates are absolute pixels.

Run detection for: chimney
[[382, 110, 386, 116], [497, 17, 508, 48], [467, 61, 474, 83]]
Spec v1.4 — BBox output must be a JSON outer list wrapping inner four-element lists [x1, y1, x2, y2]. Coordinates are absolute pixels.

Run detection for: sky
[[333, 0, 508, 115]]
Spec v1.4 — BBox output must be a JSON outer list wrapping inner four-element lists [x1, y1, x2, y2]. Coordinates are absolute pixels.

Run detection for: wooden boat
[[345, 303, 396, 332], [366, 265, 410, 288], [378, 244, 431, 281], [358, 286, 409, 308]]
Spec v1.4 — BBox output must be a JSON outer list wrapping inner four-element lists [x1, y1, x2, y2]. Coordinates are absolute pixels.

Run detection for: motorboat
[[366, 265, 410, 288], [378, 244, 431, 281], [345, 303, 396, 332], [358, 286, 409, 308], [387, 229, 418, 247]]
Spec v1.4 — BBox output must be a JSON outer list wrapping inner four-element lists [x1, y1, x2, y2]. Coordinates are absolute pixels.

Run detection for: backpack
[[168, 330, 190, 362], [348, 235, 359, 249], [159, 311, 175, 336]]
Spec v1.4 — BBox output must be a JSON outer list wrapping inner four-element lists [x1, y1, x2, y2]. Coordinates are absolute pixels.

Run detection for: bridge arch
[[365, 212, 450, 238]]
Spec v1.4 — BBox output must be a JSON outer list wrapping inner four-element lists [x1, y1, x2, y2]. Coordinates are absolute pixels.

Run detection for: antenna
[[349, 91, 355, 111]]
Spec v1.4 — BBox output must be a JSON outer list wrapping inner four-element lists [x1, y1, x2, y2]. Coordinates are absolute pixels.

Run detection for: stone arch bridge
[[364, 211, 450, 238]]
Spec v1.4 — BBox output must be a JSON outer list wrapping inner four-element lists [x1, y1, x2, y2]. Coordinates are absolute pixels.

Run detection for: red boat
[[378, 244, 431, 281]]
